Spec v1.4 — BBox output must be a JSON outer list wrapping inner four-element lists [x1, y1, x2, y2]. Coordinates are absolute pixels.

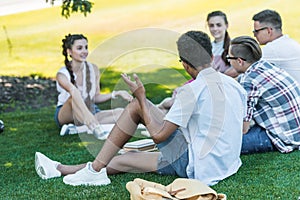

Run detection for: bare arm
[[56, 72, 86, 105], [121, 73, 178, 143], [94, 90, 133, 103]]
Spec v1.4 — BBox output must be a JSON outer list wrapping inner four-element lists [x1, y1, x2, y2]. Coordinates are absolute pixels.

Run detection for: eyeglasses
[[252, 27, 268, 34], [226, 56, 246, 61]]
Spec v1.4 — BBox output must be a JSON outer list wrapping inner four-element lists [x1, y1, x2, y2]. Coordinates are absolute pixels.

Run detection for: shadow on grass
[[0, 67, 191, 112]]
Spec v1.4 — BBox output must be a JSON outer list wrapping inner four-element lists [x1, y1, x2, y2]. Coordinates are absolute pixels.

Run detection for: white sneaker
[[35, 152, 61, 179], [60, 124, 78, 136], [93, 125, 110, 140], [63, 162, 111, 186]]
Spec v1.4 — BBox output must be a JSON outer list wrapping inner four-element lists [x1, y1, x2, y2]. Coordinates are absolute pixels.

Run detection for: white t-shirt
[[262, 35, 300, 83], [164, 67, 247, 186]]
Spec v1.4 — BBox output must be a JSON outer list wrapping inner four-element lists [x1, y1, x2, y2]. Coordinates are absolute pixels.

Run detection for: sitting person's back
[[168, 66, 246, 185], [228, 35, 300, 154]]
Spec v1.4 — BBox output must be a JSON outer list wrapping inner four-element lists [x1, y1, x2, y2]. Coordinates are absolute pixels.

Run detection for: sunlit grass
[[1, 0, 300, 77]]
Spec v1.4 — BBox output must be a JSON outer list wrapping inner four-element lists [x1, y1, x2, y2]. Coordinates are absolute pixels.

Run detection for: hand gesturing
[[121, 73, 145, 99]]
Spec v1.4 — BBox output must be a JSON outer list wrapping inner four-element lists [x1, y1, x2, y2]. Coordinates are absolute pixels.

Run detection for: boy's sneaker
[[63, 162, 111, 186], [35, 152, 61, 179], [60, 124, 78, 136], [93, 125, 109, 140]]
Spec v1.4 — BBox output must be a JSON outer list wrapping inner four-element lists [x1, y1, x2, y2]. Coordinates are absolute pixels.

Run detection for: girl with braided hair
[[55, 34, 133, 139]]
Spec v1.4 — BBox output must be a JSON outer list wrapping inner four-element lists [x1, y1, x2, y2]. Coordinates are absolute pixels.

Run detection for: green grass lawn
[[1, 107, 299, 199], [1, 0, 300, 199]]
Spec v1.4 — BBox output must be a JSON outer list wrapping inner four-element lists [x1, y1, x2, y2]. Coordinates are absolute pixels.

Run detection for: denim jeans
[[156, 129, 188, 178], [241, 124, 275, 154]]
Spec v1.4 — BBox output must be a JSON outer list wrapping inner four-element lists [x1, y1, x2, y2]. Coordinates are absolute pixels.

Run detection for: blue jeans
[[156, 129, 188, 178], [241, 124, 275, 154]]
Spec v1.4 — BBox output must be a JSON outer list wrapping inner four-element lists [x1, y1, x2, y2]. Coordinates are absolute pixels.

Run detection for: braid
[[221, 31, 231, 66], [84, 61, 94, 112], [62, 34, 76, 85]]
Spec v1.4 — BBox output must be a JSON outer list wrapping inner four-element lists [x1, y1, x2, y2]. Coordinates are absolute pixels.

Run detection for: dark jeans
[[241, 124, 276, 154]]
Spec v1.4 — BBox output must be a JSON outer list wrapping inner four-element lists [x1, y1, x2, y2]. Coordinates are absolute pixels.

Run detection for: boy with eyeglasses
[[227, 36, 300, 154], [252, 9, 300, 82]]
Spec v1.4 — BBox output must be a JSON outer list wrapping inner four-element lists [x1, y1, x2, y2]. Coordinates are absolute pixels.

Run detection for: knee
[[126, 98, 141, 112], [112, 107, 124, 115]]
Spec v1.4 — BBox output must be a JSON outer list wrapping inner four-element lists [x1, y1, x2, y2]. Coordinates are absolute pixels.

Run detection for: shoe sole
[[35, 152, 61, 180], [63, 178, 111, 186], [60, 125, 69, 136], [35, 152, 48, 179]]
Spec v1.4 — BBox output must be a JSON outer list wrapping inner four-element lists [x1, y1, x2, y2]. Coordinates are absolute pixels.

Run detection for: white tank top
[[56, 62, 96, 106]]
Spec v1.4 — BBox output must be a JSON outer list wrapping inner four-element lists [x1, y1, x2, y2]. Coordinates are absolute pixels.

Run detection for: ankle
[[91, 161, 104, 172], [56, 164, 63, 173]]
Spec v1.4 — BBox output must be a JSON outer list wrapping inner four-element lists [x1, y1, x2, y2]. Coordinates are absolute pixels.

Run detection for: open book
[[119, 139, 157, 154]]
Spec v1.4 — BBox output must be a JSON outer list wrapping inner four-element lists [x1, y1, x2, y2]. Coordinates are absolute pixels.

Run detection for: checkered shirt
[[239, 60, 300, 153]]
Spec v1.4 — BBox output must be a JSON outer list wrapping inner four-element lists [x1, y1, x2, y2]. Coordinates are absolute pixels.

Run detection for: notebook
[[119, 139, 157, 154]]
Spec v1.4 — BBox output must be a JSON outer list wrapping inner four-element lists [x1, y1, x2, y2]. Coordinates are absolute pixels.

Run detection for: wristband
[[111, 91, 117, 99]]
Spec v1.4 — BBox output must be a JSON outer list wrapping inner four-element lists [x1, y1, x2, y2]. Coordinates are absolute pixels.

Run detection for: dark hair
[[177, 31, 212, 68], [62, 34, 88, 85], [230, 36, 262, 63], [252, 9, 282, 30], [207, 10, 231, 65]]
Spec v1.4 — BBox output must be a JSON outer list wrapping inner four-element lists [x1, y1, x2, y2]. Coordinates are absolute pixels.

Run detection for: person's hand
[[242, 121, 250, 134], [115, 90, 133, 102], [121, 73, 145, 99]]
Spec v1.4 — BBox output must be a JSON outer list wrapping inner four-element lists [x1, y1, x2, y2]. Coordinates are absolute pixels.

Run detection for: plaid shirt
[[239, 60, 300, 153]]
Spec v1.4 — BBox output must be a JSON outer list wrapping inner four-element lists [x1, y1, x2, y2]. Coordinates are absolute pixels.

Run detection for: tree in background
[[46, 0, 93, 18]]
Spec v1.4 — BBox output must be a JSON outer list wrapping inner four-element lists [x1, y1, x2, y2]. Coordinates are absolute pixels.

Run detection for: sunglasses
[[226, 56, 246, 61], [252, 27, 268, 34]]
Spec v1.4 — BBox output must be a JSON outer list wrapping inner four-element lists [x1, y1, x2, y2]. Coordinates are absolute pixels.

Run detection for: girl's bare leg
[[58, 98, 95, 134], [58, 93, 99, 131], [57, 98, 75, 125], [68, 87, 99, 129], [94, 108, 124, 124]]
